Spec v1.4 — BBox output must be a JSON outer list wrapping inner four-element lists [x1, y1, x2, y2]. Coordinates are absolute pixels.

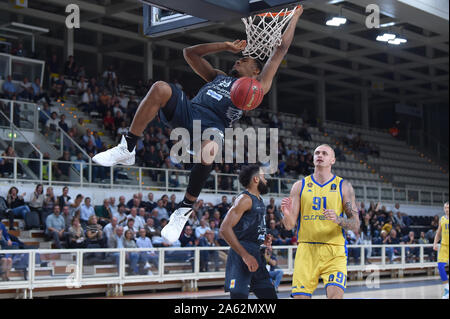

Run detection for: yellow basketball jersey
[[297, 175, 345, 246], [441, 215, 449, 246]]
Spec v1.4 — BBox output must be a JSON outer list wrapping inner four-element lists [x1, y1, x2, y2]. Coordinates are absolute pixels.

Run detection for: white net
[[241, 6, 298, 60]]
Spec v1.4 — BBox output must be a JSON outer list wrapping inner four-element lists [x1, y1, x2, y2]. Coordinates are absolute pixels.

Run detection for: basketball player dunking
[[219, 164, 277, 299], [281, 144, 360, 299], [93, 6, 304, 241]]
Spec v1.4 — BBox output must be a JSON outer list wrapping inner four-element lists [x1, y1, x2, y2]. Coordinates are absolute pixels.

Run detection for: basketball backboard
[[142, 0, 301, 37]]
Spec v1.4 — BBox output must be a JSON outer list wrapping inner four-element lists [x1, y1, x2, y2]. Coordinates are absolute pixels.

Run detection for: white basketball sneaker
[[443, 285, 449, 299], [92, 135, 135, 167], [161, 207, 193, 244]]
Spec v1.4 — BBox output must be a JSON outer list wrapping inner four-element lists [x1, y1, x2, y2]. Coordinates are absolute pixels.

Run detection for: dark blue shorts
[[224, 241, 273, 295], [159, 83, 225, 138]]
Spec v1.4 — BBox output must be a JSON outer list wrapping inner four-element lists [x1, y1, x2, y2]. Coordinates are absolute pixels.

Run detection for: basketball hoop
[[241, 5, 300, 60]]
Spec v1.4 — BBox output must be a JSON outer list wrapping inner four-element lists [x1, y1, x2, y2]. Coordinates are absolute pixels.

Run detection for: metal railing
[[0, 244, 442, 298], [0, 155, 448, 205]]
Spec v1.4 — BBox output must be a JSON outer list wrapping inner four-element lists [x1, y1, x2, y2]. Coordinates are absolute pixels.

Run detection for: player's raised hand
[[242, 253, 259, 272], [323, 209, 339, 224], [226, 40, 247, 54]]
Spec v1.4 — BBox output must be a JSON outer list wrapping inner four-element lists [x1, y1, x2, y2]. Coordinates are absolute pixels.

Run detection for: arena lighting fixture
[[376, 33, 396, 42], [326, 5, 347, 27], [388, 38, 407, 45], [326, 16, 347, 26]]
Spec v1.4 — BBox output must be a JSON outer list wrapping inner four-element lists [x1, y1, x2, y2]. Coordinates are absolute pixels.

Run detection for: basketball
[[230, 77, 264, 111]]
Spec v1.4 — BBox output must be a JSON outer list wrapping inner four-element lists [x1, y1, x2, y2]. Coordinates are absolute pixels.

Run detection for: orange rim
[[256, 5, 301, 18]]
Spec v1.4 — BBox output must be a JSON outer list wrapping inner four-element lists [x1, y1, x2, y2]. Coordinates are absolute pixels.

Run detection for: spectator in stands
[[215, 196, 230, 219], [80, 197, 95, 229], [211, 210, 221, 229], [0, 195, 15, 231], [31, 77, 51, 104], [45, 111, 59, 141], [136, 228, 158, 274], [405, 231, 419, 263], [64, 55, 77, 78], [103, 217, 118, 243], [103, 110, 116, 135], [74, 118, 87, 139], [67, 217, 87, 248], [199, 230, 220, 272], [347, 229, 363, 264], [58, 114, 70, 133], [52, 74, 66, 102], [103, 65, 118, 94], [122, 229, 139, 275], [1, 75, 16, 99], [45, 205, 66, 249], [69, 194, 83, 220], [28, 184, 44, 222], [97, 89, 111, 117], [43, 186, 57, 215], [61, 205, 73, 231], [126, 208, 143, 230], [419, 231, 433, 261], [361, 213, 373, 262], [18, 77, 33, 101], [12, 42, 26, 57], [116, 120, 129, 142], [144, 217, 160, 239], [54, 151, 71, 182], [195, 217, 211, 240], [47, 53, 61, 85], [264, 246, 284, 292], [166, 194, 177, 216], [6, 186, 30, 220], [268, 220, 289, 246], [85, 215, 105, 248], [124, 218, 137, 238], [116, 204, 128, 227], [57, 186, 71, 209], [95, 199, 112, 228], [153, 199, 169, 222], [383, 229, 401, 263], [180, 225, 197, 247], [135, 80, 146, 98], [187, 209, 200, 230]]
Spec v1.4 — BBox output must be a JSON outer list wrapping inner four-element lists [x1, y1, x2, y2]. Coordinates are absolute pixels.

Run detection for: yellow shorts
[[292, 243, 347, 297], [438, 244, 449, 264]]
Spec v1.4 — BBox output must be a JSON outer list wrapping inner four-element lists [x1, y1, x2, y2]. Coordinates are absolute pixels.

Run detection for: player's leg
[[291, 243, 319, 299], [321, 245, 348, 300], [224, 248, 252, 299], [161, 139, 219, 243], [437, 244, 449, 299], [92, 81, 174, 166], [125, 81, 173, 152]]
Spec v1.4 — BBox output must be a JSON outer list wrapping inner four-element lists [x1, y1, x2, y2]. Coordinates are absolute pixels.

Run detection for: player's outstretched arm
[[257, 5, 303, 94], [338, 180, 361, 233], [281, 180, 303, 230], [433, 222, 442, 251], [219, 194, 259, 272], [183, 40, 247, 82]]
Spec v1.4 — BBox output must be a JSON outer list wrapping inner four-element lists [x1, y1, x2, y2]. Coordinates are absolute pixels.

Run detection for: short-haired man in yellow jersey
[[433, 201, 449, 299], [281, 144, 360, 299]]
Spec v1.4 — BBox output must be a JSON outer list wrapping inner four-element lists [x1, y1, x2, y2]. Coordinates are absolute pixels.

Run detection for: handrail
[[0, 155, 447, 206]]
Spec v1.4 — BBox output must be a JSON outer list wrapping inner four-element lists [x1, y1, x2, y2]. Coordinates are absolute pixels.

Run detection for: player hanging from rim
[[93, 6, 304, 242], [280, 144, 360, 299], [219, 164, 277, 299], [433, 201, 449, 299]]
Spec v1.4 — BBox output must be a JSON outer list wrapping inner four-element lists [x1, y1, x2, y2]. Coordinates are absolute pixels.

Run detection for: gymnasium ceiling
[[0, 0, 448, 108]]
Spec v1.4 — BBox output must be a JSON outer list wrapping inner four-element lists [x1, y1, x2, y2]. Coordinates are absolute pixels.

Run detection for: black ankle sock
[[124, 132, 139, 152], [180, 197, 195, 208]]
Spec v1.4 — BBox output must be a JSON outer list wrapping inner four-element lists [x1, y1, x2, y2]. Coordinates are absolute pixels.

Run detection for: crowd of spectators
[[342, 129, 380, 160], [0, 181, 444, 279]]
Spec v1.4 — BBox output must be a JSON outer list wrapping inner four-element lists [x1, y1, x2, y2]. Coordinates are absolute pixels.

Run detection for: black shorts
[[159, 83, 225, 142], [224, 241, 273, 296]]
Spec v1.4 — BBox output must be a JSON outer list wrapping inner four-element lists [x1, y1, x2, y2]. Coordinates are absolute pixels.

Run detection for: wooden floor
[[89, 276, 446, 299]]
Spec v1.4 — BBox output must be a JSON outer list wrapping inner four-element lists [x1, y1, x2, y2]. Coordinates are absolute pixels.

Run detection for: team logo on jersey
[[218, 79, 232, 88], [307, 183, 313, 188], [331, 184, 337, 191], [230, 279, 236, 289]]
